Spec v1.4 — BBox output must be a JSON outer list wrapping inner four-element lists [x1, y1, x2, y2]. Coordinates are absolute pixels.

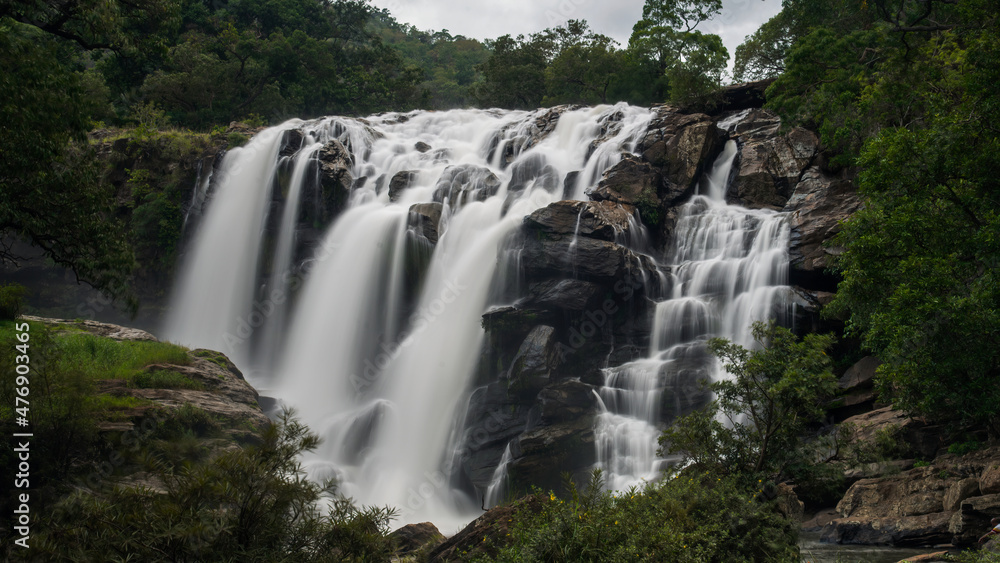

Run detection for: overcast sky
[[369, 0, 783, 77]]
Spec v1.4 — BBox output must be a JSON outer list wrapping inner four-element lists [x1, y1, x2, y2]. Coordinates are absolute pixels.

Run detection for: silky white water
[[595, 139, 792, 490], [164, 105, 658, 528]]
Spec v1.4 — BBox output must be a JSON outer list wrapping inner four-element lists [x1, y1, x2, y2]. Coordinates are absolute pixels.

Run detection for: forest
[[2, 0, 1000, 560]]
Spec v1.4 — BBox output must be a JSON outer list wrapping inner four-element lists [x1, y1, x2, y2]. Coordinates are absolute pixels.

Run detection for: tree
[[0, 21, 137, 307], [761, 0, 1000, 435], [660, 321, 837, 478], [628, 0, 728, 107], [542, 21, 622, 105], [471, 33, 549, 109], [732, 10, 795, 82]]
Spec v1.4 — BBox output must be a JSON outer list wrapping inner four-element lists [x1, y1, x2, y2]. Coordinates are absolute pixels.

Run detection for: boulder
[[728, 122, 819, 209], [841, 406, 944, 460], [408, 202, 443, 244], [414, 141, 432, 153], [524, 200, 636, 242], [949, 494, 1000, 546], [317, 139, 354, 220], [659, 119, 719, 203], [390, 522, 444, 556], [840, 357, 882, 390], [783, 166, 861, 274], [943, 478, 981, 512], [821, 513, 954, 546], [588, 155, 662, 206], [981, 463, 1000, 494], [509, 153, 559, 193], [718, 79, 773, 111], [432, 164, 502, 205], [388, 170, 418, 201], [427, 494, 546, 563]]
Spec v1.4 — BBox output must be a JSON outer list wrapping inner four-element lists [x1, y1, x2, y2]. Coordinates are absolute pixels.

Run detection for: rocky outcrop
[[821, 446, 1000, 547], [783, 166, 861, 278], [317, 139, 354, 219], [433, 164, 502, 205], [841, 406, 946, 461], [727, 110, 820, 210], [388, 170, 418, 201], [390, 522, 445, 557], [831, 356, 882, 419], [427, 494, 546, 563], [408, 202, 443, 244], [524, 200, 636, 242]]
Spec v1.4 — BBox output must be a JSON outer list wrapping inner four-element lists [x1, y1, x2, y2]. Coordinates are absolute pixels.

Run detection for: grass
[[55, 331, 190, 383], [133, 369, 204, 390]]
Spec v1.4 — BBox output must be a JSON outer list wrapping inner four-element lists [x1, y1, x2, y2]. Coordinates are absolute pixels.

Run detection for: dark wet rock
[[728, 112, 819, 209], [524, 279, 601, 312], [458, 382, 532, 490], [414, 141, 432, 153], [718, 79, 773, 111], [504, 325, 560, 396], [408, 202, 443, 245], [588, 155, 661, 207], [509, 153, 560, 193], [537, 379, 599, 425], [388, 170, 418, 202], [317, 139, 354, 220], [524, 200, 636, 242], [521, 235, 653, 285], [509, 414, 597, 495], [783, 166, 861, 274], [278, 129, 304, 157], [433, 163, 502, 205]]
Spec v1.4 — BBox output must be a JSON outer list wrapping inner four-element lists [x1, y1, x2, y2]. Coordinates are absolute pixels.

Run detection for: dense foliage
[[752, 0, 1000, 436], [478, 471, 798, 563], [660, 322, 837, 479]]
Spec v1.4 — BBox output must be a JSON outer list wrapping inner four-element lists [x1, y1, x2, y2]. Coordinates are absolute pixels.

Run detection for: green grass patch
[[55, 332, 190, 383], [133, 369, 204, 390]]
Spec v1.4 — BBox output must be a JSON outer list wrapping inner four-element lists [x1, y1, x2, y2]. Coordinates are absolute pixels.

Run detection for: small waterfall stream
[[594, 139, 792, 490]]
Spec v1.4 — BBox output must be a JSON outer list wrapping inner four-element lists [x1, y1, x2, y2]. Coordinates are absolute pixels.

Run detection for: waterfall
[[594, 139, 791, 490], [484, 444, 513, 508], [165, 104, 659, 528], [163, 121, 299, 366]]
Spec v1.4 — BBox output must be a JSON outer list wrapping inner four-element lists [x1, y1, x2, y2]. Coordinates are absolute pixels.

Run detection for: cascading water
[[164, 104, 658, 529], [594, 139, 791, 490]]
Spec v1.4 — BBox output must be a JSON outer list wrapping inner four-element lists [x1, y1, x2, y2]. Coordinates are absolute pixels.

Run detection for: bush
[[479, 471, 798, 563], [31, 411, 397, 562], [0, 283, 27, 320]]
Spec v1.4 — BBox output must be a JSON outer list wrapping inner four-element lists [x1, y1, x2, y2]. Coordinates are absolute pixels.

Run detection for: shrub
[[480, 470, 798, 563], [0, 282, 27, 320]]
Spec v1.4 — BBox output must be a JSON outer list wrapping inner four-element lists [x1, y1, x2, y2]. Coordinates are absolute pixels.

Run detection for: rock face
[[317, 139, 354, 219], [727, 109, 820, 210], [821, 447, 1000, 547], [408, 202, 443, 244], [783, 166, 861, 279]]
